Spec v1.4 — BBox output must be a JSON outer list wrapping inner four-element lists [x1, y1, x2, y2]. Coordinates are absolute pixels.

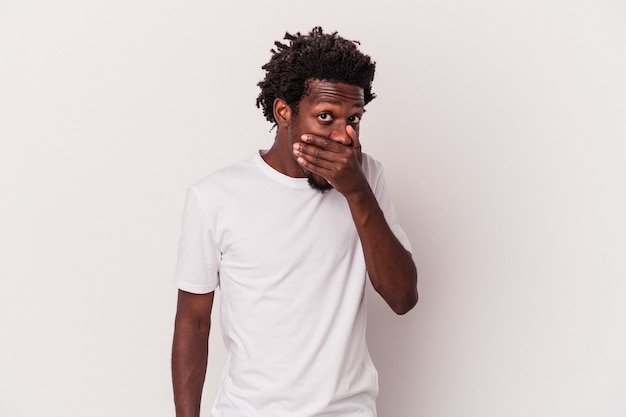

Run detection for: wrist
[[343, 182, 374, 206]]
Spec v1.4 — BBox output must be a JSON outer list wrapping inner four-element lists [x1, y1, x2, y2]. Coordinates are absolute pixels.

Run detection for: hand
[[292, 125, 367, 196]]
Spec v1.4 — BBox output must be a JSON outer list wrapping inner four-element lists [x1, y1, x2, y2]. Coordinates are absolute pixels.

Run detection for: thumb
[[347, 125, 360, 147], [346, 125, 362, 162]]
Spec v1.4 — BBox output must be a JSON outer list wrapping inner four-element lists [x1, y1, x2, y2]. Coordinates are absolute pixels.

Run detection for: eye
[[348, 114, 362, 124], [317, 112, 334, 123]]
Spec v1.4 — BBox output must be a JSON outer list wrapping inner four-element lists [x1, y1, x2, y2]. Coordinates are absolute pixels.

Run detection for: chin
[[306, 174, 333, 194]]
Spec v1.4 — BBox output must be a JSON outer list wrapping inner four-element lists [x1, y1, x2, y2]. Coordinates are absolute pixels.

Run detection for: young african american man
[[171, 27, 418, 417]]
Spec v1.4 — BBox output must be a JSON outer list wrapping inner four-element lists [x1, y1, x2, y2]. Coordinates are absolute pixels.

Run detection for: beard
[[307, 174, 333, 194], [300, 167, 333, 194]]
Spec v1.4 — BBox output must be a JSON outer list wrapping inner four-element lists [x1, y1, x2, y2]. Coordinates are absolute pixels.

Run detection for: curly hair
[[256, 27, 376, 126]]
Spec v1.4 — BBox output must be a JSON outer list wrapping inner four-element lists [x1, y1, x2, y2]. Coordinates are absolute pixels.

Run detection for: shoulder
[[361, 152, 385, 181], [191, 154, 258, 195]]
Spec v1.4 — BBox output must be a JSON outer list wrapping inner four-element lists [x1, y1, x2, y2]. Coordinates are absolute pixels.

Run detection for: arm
[[172, 290, 215, 417], [293, 128, 418, 314], [344, 184, 418, 314]]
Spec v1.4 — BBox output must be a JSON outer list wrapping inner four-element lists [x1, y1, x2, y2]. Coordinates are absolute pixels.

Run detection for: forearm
[[346, 186, 418, 315], [172, 319, 210, 417]]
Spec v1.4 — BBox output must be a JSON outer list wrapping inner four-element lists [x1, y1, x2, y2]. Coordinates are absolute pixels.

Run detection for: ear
[[273, 98, 292, 127]]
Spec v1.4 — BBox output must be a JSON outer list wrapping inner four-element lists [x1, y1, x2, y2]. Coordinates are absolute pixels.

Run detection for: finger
[[300, 134, 340, 152], [345, 125, 363, 163], [346, 125, 360, 149], [295, 154, 334, 178], [293, 142, 334, 162], [292, 142, 336, 165]]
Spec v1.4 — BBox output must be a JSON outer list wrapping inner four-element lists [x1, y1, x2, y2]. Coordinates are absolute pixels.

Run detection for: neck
[[262, 133, 305, 178]]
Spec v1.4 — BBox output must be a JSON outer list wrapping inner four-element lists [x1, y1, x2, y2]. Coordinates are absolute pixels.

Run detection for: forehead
[[303, 79, 365, 106]]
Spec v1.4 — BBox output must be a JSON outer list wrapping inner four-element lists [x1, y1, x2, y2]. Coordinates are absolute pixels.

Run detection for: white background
[[1, 1, 625, 416]]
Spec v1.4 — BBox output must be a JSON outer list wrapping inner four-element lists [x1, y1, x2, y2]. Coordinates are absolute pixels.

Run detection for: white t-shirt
[[174, 151, 412, 417]]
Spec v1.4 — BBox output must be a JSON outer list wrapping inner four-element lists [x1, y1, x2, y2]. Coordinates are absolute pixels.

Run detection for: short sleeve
[[367, 158, 413, 254], [173, 187, 220, 293]]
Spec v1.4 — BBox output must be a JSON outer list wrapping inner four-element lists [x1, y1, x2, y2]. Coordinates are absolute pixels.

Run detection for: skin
[[172, 290, 213, 417], [172, 79, 418, 417]]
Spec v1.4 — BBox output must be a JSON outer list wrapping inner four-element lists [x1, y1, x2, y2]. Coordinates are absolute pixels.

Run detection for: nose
[[328, 123, 352, 146]]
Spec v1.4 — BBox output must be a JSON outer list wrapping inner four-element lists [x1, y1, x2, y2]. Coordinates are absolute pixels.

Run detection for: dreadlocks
[[256, 27, 376, 126]]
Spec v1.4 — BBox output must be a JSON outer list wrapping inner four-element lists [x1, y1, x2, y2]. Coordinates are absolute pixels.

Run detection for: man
[[172, 27, 418, 417]]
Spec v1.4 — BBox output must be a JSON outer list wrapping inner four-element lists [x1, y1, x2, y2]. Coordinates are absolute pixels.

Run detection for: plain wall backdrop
[[1, 1, 625, 416]]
